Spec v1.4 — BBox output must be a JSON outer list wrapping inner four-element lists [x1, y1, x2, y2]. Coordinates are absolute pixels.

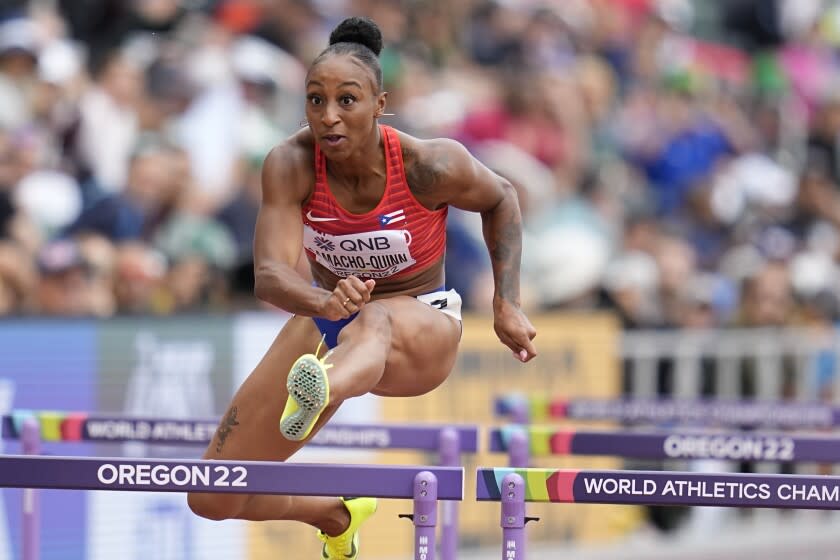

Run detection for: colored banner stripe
[[494, 396, 840, 428], [477, 468, 840, 510], [6, 410, 85, 442], [491, 426, 573, 456], [477, 468, 560, 502]]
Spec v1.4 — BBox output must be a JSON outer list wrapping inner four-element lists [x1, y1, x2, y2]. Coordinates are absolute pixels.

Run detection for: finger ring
[[342, 297, 351, 306]]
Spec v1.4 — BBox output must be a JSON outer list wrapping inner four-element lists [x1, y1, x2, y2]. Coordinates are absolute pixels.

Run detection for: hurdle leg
[[21, 418, 40, 560], [501, 473, 526, 560], [413, 471, 438, 560], [511, 399, 530, 425], [506, 429, 529, 557], [508, 429, 529, 469], [438, 427, 459, 560]]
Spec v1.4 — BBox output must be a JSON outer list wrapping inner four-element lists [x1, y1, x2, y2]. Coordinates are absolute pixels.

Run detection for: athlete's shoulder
[[395, 129, 473, 197], [265, 128, 316, 170], [394, 128, 467, 161], [261, 128, 316, 201], [262, 129, 316, 182]]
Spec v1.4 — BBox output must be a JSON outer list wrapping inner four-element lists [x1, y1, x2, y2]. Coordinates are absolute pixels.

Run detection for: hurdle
[[0, 449, 463, 560], [494, 394, 840, 429], [4, 412, 477, 560], [489, 425, 840, 467], [477, 467, 840, 559], [1, 411, 480, 455], [487, 423, 840, 556]]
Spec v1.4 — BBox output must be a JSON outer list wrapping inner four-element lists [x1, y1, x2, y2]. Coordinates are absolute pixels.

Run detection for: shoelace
[[314, 334, 335, 372]]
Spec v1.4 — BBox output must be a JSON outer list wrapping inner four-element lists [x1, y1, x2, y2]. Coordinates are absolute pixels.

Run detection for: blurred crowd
[[1, 0, 840, 324]]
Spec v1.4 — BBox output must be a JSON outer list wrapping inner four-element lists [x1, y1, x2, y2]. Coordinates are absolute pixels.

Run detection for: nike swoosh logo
[[307, 211, 339, 222]]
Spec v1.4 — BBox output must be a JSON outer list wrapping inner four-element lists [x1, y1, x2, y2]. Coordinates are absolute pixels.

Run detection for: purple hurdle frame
[[491, 423, 840, 557], [437, 427, 460, 560], [21, 418, 39, 560], [412, 471, 438, 560], [3, 413, 476, 560], [500, 472, 527, 559], [478, 467, 840, 560], [0, 454, 463, 560]]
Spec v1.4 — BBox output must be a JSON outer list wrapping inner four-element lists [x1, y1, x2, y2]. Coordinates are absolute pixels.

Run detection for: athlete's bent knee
[[187, 492, 245, 521], [349, 302, 392, 338]]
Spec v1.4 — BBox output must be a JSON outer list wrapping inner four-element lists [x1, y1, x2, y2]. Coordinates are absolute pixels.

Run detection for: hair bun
[[329, 17, 383, 57]]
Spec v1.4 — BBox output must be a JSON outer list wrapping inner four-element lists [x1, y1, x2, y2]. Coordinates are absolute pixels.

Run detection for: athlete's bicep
[[253, 200, 302, 269], [439, 141, 512, 213], [253, 146, 308, 269]]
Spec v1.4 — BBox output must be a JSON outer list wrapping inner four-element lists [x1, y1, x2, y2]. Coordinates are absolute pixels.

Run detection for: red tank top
[[301, 125, 447, 280]]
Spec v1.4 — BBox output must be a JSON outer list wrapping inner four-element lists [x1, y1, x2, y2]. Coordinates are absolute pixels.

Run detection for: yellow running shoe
[[318, 497, 378, 560], [280, 336, 333, 441]]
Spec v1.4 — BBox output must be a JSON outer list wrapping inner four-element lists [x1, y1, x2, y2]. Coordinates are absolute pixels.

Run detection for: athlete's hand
[[319, 276, 376, 320], [493, 300, 537, 363]]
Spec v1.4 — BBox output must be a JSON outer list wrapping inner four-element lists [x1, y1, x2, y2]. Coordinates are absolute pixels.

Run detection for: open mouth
[[323, 134, 345, 146]]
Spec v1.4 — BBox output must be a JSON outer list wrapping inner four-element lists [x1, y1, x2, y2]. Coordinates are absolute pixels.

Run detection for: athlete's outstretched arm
[[427, 139, 537, 362], [253, 143, 372, 320], [253, 143, 323, 315]]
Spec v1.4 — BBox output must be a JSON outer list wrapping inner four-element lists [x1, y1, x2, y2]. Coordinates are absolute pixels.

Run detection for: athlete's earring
[[300, 119, 309, 128]]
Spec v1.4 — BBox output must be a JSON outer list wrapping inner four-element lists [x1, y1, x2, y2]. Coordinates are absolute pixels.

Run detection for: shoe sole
[[280, 356, 329, 441]]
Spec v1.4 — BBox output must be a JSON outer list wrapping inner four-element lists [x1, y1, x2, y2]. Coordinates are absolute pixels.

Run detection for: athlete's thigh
[[202, 314, 325, 461], [370, 297, 461, 397]]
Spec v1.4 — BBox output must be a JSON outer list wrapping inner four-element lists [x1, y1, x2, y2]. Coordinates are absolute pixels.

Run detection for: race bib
[[303, 225, 416, 278]]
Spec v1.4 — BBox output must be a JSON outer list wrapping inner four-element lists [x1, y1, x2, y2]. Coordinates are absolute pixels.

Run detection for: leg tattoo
[[215, 406, 241, 453]]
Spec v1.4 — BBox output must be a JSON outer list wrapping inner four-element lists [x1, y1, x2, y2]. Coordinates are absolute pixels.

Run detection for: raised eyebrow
[[305, 80, 362, 91]]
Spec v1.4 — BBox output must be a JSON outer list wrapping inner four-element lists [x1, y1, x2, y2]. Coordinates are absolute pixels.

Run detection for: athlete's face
[[305, 54, 387, 159]]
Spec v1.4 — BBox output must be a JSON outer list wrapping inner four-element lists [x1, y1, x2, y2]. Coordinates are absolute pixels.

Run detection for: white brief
[[416, 289, 462, 322]]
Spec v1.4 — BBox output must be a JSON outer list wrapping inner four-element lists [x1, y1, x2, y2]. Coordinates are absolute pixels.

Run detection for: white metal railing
[[622, 328, 840, 401], [620, 327, 840, 539]]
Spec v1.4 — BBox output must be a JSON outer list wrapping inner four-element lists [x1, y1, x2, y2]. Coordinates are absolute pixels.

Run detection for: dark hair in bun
[[329, 16, 383, 56], [313, 17, 383, 90]]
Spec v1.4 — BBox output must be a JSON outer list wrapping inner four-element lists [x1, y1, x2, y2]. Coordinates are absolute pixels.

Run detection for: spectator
[[35, 238, 92, 315], [63, 140, 179, 242], [76, 48, 143, 194], [0, 0, 839, 325], [0, 239, 34, 314], [112, 241, 167, 314], [0, 17, 39, 130], [75, 232, 116, 317]]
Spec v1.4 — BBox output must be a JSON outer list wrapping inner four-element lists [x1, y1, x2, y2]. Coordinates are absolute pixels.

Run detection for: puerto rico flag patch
[[379, 209, 405, 228]]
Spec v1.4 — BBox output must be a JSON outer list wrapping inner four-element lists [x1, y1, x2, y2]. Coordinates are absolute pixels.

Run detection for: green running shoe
[[279, 350, 332, 441]]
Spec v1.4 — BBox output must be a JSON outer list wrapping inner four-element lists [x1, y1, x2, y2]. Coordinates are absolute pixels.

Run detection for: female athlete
[[188, 16, 537, 559]]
